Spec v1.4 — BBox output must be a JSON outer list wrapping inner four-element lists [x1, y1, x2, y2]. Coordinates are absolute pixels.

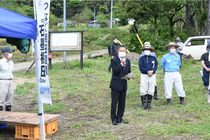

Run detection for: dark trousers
[[111, 89, 126, 122], [202, 68, 209, 87], [177, 52, 183, 67]]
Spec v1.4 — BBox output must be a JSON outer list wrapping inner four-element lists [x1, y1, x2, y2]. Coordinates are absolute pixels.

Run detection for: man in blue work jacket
[[161, 42, 186, 105], [140, 42, 159, 100], [139, 43, 158, 109], [200, 41, 210, 103]]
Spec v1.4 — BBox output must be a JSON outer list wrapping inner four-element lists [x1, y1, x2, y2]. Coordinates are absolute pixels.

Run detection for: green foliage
[[76, 7, 92, 22], [113, 1, 128, 25], [0, 0, 208, 53], [0, 1, 34, 18], [96, 13, 108, 27], [83, 28, 130, 50]]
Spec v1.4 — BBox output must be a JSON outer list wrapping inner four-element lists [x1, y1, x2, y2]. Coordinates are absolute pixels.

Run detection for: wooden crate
[[15, 124, 40, 140], [15, 119, 58, 140], [0, 112, 59, 140], [45, 119, 58, 135]]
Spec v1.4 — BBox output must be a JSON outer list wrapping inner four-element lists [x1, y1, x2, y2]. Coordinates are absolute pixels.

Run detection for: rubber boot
[[179, 97, 185, 105], [154, 86, 159, 100], [5, 105, 12, 111], [147, 94, 153, 109], [141, 95, 147, 110], [167, 98, 171, 105], [0, 106, 3, 111], [108, 63, 112, 72]]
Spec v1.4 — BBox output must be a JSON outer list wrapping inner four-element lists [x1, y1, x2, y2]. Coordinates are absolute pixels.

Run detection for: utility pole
[[63, 0, 67, 63], [94, 6, 96, 28], [110, 0, 113, 29]]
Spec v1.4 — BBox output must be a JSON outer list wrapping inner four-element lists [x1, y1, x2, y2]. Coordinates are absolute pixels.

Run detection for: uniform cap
[[1, 47, 14, 54]]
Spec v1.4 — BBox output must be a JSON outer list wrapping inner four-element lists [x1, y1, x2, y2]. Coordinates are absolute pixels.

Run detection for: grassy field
[[1, 55, 210, 140]]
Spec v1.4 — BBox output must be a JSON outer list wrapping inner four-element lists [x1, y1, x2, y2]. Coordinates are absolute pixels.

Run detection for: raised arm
[[111, 58, 123, 74]]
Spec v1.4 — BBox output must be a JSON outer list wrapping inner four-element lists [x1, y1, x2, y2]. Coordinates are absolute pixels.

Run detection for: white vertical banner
[[35, 0, 52, 105]]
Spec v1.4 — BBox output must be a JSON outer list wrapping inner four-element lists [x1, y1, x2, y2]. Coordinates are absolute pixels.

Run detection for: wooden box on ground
[[15, 124, 40, 140], [0, 111, 59, 140], [45, 119, 58, 135]]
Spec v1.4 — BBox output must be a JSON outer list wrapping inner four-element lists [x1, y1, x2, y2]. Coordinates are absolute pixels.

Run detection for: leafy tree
[[51, 0, 84, 18], [76, 7, 92, 22], [207, 0, 210, 35], [113, 1, 128, 25]]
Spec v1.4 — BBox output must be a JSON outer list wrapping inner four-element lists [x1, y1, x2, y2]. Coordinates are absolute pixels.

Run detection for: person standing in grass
[[200, 41, 210, 103], [108, 37, 121, 72], [140, 42, 159, 100], [139, 43, 158, 109], [0, 47, 14, 111], [109, 46, 131, 125], [175, 37, 184, 56], [175, 37, 184, 66], [161, 42, 186, 105]]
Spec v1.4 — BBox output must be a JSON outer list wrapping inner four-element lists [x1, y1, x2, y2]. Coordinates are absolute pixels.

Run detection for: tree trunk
[[185, 0, 195, 35], [169, 17, 174, 37], [207, 0, 210, 35], [200, 0, 205, 35]]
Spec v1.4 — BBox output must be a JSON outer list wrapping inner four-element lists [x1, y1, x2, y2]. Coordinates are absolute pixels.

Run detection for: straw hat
[[166, 42, 179, 49], [142, 43, 154, 51]]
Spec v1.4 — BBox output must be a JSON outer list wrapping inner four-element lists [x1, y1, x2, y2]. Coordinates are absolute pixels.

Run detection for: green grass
[[12, 56, 210, 139], [15, 82, 36, 95]]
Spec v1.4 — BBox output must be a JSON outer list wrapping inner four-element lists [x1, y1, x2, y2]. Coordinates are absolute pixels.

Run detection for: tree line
[[1, 0, 210, 50]]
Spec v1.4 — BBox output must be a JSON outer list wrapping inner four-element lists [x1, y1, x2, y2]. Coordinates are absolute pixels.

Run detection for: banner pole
[[63, 0, 67, 64], [34, 39, 46, 140], [33, 1, 45, 139], [34, 1, 51, 139]]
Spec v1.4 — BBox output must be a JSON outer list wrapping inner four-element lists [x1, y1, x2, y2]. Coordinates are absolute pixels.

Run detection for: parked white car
[[181, 36, 210, 60]]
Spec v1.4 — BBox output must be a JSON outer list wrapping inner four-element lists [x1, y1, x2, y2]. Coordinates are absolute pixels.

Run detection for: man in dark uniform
[[200, 41, 210, 103], [108, 37, 120, 71], [201, 41, 210, 89], [109, 46, 131, 125]]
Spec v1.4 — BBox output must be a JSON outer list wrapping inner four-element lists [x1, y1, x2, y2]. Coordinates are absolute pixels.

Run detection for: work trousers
[[140, 74, 155, 96], [164, 72, 185, 99], [111, 89, 126, 121], [0, 80, 13, 106]]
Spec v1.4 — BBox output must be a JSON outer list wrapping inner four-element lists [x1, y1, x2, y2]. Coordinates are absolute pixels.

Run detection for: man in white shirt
[[175, 37, 184, 53], [0, 47, 14, 111]]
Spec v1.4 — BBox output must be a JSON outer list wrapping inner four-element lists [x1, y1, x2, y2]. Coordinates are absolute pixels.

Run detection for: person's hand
[[206, 68, 210, 72], [111, 56, 114, 59], [147, 70, 153, 77], [120, 58, 126, 66], [121, 60, 126, 66]]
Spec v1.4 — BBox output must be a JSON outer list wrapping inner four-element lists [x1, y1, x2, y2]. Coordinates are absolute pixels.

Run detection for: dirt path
[[13, 49, 108, 72]]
